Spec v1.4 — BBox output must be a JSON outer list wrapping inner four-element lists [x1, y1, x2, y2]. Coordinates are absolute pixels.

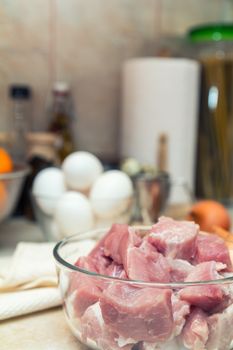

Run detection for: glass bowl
[[0, 164, 30, 223], [53, 227, 233, 350], [32, 193, 133, 241]]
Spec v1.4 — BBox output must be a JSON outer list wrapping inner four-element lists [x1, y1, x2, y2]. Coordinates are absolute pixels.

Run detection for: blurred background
[[1, 0, 233, 240], [0, 0, 231, 157]]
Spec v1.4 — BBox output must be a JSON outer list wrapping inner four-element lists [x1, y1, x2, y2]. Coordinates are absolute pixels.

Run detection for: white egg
[[32, 167, 66, 215], [54, 191, 94, 237], [62, 151, 103, 192], [90, 170, 133, 219]]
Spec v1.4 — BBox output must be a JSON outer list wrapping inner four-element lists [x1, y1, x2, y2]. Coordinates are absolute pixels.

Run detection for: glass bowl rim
[[53, 226, 233, 288], [0, 164, 30, 180]]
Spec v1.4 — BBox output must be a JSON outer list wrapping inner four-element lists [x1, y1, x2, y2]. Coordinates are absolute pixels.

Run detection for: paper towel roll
[[120, 57, 200, 197]]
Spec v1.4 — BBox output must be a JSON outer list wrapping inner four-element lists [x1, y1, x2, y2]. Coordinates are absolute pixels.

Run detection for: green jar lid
[[188, 23, 233, 42]]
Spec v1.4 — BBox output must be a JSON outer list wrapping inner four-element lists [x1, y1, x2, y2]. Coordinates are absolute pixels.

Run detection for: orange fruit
[[0, 181, 7, 212], [0, 148, 13, 173]]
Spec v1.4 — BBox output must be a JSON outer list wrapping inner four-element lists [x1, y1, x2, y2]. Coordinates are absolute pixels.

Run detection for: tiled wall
[[0, 0, 229, 159], [161, 0, 227, 35]]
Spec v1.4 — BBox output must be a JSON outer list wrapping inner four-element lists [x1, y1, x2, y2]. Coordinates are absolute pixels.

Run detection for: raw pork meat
[[105, 262, 127, 279], [81, 302, 134, 350], [179, 261, 225, 311], [75, 243, 112, 276], [71, 257, 102, 317], [168, 258, 194, 282], [194, 234, 232, 271], [171, 294, 190, 336], [100, 283, 173, 342], [181, 308, 209, 350], [104, 224, 141, 265], [149, 217, 199, 260], [126, 241, 170, 282], [72, 276, 101, 317], [67, 219, 233, 350], [103, 224, 169, 282], [206, 303, 233, 350]]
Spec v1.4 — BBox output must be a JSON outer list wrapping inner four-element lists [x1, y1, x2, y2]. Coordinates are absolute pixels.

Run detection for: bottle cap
[[188, 23, 233, 42], [9, 84, 31, 99]]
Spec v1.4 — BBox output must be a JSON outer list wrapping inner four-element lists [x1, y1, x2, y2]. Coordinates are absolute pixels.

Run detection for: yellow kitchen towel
[[0, 240, 95, 321]]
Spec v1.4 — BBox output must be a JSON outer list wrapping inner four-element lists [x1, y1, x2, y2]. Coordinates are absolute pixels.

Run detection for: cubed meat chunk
[[103, 224, 141, 265], [206, 303, 233, 350], [168, 258, 194, 282], [179, 261, 225, 311], [181, 308, 209, 350], [126, 240, 170, 282], [100, 283, 173, 343], [71, 257, 102, 317], [194, 234, 232, 271], [72, 276, 101, 317], [172, 293, 190, 336], [81, 302, 134, 350], [149, 217, 199, 260]]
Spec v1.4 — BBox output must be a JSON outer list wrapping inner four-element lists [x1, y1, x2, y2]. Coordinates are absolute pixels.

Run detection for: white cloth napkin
[[0, 240, 95, 321]]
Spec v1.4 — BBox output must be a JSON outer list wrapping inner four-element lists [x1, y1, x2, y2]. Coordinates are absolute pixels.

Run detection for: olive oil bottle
[[48, 82, 76, 161]]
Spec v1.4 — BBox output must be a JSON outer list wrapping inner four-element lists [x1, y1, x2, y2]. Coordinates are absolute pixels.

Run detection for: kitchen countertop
[[0, 218, 44, 256], [0, 307, 89, 350], [0, 218, 89, 349]]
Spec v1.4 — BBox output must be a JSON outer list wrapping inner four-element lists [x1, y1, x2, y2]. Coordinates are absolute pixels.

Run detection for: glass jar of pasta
[[187, 24, 233, 205]]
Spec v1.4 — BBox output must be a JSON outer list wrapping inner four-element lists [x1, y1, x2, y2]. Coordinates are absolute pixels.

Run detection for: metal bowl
[[131, 171, 170, 224], [0, 164, 30, 223]]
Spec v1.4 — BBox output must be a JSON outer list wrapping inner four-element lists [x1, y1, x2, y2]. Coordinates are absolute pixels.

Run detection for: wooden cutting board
[[0, 307, 89, 350]]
